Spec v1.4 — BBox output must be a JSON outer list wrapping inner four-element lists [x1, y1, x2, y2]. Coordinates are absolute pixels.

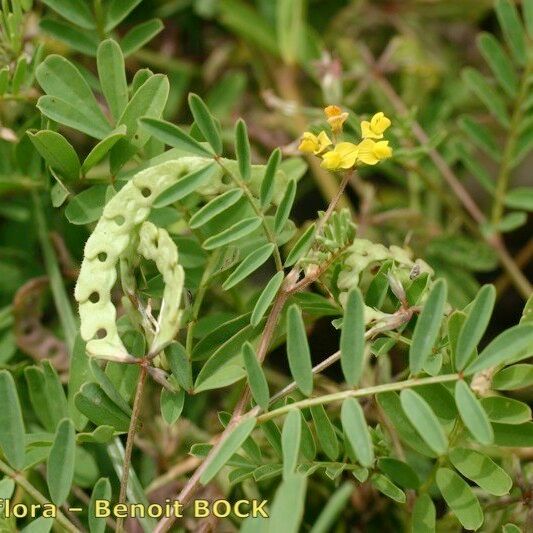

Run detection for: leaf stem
[[257, 374, 460, 423], [491, 59, 533, 225]]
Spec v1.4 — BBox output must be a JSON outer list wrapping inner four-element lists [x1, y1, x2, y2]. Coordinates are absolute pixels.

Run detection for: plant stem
[[155, 164, 387, 533], [257, 374, 460, 423], [116, 364, 148, 533], [0, 459, 79, 532]]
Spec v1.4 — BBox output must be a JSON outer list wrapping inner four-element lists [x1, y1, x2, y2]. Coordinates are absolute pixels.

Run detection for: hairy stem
[[155, 159, 353, 533]]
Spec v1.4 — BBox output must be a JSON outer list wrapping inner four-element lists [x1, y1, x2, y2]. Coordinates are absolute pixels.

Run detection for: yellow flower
[[298, 130, 332, 154], [324, 105, 349, 134], [321, 142, 359, 170], [356, 139, 392, 165], [360, 112, 391, 139]]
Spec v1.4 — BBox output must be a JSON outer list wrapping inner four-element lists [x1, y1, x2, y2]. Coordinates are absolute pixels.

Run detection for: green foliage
[[0, 0, 532, 532]]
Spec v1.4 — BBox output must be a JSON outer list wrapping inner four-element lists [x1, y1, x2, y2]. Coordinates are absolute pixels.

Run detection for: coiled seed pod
[[75, 157, 217, 360]]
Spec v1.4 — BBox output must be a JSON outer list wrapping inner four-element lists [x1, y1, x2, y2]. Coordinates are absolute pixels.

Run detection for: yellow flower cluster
[[298, 107, 392, 171]]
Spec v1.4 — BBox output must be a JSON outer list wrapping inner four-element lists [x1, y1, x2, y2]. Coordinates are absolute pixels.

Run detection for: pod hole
[[95, 328, 107, 339], [23, 324, 35, 336], [141, 187, 152, 198], [115, 215, 125, 226], [48, 346, 60, 358], [89, 291, 100, 303], [97, 252, 107, 262]]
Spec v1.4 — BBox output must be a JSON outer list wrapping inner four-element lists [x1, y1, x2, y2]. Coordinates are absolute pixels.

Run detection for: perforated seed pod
[[75, 157, 218, 360]]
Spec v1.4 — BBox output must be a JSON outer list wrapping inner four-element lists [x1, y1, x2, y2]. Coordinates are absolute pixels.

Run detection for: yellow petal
[[321, 150, 343, 170], [298, 132, 319, 153], [324, 104, 343, 118], [373, 140, 392, 160], [370, 112, 391, 135], [361, 120, 381, 139], [316, 131, 332, 153], [327, 112, 349, 134], [356, 138, 379, 165]]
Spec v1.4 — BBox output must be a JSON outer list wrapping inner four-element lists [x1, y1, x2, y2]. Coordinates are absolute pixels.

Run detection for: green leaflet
[[139, 117, 213, 156], [341, 398, 374, 467], [377, 458, 420, 490], [105, 0, 141, 32], [409, 279, 447, 374], [243, 342, 270, 410], [260, 149, 282, 208], [340, 288, 365, 385], [310, 405, 339, 461], [81, 127, 127, 173], [284, 223, 316, 267], [203, 216, 262, 249], [97, 39, 128, 121], [189, 93, 222, 154], [251, 271, 284, 327], [436, 467, 484, 530], [465, 324, 533, 375], [286, 304, 313, 396], [235, 118, 251, 181], [27, 130, 80, 181], [0, 370, 26, 470], [268, 473, 307, 533], [120, 19, 164, 57], [462, 67, 510, 128], [274, 179, 296, 233], [492, 364, 533, 390], [190, 188, 243, 228], [455, 285, 495, 370], [47, 419, 76, 505], [377, 391, 436, 457], [277, 0, 304, 65], [41, 0, 95, 29], [199, 417, 256, 484], [281, 409, 302, 478], [153, 163, 218, 207], [411, 494, 436, 533], [89, 478, 111, 533], [223, 243, 274, 290], [477, 33, 518, 97], [481, 396, 531, 424], [400, 389, 447, 455], [371, 473, 405, 503], [36, 55, 111, 139], [495, 0, 526, 65], [160, 388, 185, 425], [449, 447, 512, 496], [309, 482, 353, 533]]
